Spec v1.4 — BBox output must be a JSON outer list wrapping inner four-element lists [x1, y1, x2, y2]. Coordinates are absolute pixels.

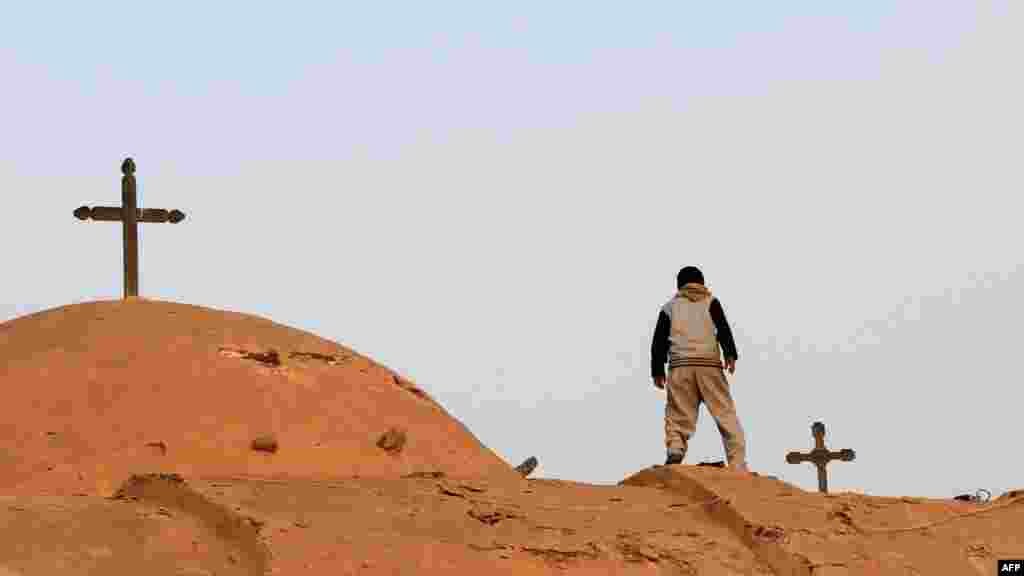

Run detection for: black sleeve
[[650, 310, 670, 378], [709, 298, 739, 361]]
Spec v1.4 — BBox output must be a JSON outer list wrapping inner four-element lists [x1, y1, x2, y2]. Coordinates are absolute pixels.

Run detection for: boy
[[650, 266, 748, 471]]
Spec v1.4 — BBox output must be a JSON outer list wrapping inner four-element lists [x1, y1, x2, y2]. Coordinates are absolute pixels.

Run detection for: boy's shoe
[[665, 452, 683, 465]]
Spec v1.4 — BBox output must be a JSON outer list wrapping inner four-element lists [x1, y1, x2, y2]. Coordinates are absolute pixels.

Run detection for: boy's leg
[[665, 366, 701, 462], [694, 366, 748, 471]]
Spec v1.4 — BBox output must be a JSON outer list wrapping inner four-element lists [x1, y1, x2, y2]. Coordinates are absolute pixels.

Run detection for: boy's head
[[676, 266, 704, 288]]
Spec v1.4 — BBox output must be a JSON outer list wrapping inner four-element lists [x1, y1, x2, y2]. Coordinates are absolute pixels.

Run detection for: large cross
[[73, 158, 186, 299], [785, 421, 855, 494]]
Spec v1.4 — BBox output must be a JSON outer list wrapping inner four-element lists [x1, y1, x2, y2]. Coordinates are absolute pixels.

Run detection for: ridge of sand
[[112, 473, 269, 575], [624, 466, 1024, 575], [4, 467, 1019, 574]]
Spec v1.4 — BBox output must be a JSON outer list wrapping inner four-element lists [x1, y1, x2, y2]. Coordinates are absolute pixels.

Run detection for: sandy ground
[[1, 299, 1021, 575]]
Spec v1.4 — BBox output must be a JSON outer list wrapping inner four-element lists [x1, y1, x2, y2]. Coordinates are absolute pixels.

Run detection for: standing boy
[[650, 266, 748, 471]]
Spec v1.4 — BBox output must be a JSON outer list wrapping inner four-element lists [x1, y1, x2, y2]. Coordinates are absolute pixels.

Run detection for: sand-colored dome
[[0, 299, 516, 495]]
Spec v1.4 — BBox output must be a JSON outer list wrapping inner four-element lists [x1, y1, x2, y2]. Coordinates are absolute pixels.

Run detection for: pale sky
[[2, 1, 1021, 499]]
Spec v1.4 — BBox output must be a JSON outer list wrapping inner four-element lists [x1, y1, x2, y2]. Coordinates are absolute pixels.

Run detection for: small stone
[[376, 427, 407, 454], [251, 435, 278, 453], [515, 456, 539, 477]]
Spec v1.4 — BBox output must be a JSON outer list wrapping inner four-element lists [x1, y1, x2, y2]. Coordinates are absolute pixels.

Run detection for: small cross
[[73, 158, 186, 299], [785, 421, 855, 494]]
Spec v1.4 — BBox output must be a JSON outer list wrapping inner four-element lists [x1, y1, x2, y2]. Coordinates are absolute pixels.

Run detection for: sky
[[2, 1, 1021, 499]]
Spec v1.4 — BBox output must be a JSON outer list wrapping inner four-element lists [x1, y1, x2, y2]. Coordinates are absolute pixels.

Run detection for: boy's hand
[[724, 358, 736, 374], [653, 376, 666, 389]]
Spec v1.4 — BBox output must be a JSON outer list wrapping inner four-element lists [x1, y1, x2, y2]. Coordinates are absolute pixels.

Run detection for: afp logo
[[999, 560, 1024, 573]]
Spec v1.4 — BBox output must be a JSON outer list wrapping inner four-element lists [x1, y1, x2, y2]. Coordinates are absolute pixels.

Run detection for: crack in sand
[[218, 347, 282, 366], [519, 542, 602, 565], [530, 524, 577, 536], [615, 534, 662, 563], [287, 351, 354, 366], [218, 347, 355, 369], [403, 471, 446, 479], [467, 503, 520, 526]]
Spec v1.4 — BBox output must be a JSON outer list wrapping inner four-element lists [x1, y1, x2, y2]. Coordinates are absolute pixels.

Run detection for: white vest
[[662, 293, 721, 368]]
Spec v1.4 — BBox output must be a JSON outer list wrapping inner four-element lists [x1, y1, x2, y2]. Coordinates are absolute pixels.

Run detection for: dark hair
[[676, 266, 704, 288]]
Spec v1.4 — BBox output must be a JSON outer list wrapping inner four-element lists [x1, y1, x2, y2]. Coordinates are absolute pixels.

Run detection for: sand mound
[[0, 299, 517, 496], [3, 299, 1022, 574]]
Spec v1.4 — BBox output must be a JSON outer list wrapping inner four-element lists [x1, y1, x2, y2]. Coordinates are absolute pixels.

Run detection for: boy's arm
[[709, 298, 739, 361], [650, 310, 670, 379]]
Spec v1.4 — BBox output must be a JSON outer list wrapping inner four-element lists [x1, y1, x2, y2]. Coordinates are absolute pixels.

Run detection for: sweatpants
[[665, 365, 748, 471]]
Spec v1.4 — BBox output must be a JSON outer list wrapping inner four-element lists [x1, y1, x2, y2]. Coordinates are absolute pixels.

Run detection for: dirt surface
[[1, 299, 1022, 575]]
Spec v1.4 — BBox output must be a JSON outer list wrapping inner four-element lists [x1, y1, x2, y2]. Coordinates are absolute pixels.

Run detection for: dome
[[0, 299, 516, 496]]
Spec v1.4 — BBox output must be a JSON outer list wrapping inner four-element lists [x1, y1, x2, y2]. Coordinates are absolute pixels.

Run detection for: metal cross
[[73, 158, 186, 299], [785, 421, 855, 494]]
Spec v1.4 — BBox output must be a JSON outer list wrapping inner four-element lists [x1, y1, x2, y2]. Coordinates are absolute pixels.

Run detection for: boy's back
[[650, 266, 747, 471]]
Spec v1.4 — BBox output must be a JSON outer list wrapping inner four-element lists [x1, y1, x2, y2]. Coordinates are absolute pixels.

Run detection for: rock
[[376, 427, 407, 454], [515, 456, 539, 477], [251, 435, 279, 453]]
